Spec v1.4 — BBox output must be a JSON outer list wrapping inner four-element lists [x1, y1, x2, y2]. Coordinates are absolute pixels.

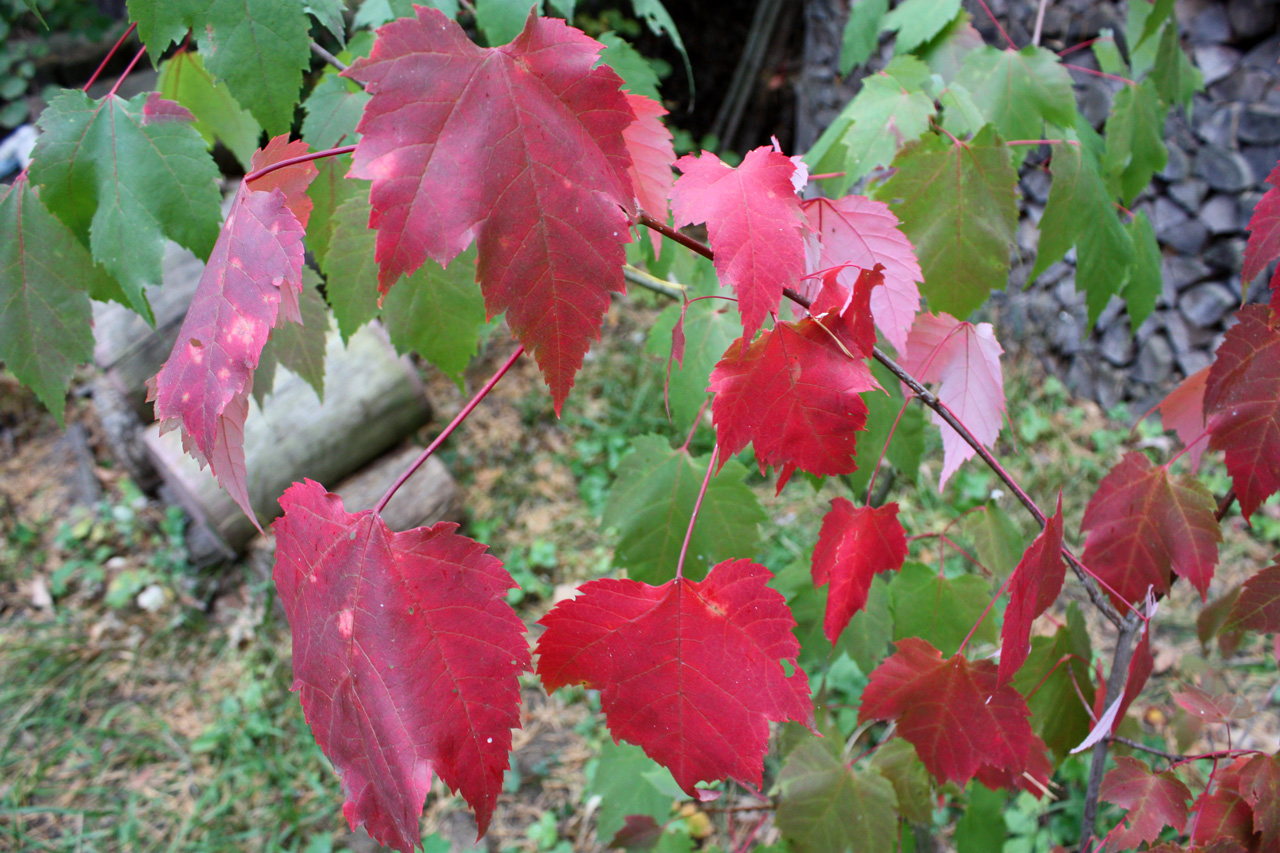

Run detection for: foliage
[[2, 0, 1278, 851]]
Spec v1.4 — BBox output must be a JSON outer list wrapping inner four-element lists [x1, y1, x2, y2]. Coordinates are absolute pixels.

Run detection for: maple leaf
[[1204, 304, 1280, 521], [708, 315, 880, 492], [1158, 366, 1211, 474], [345, 8, 636, 413], [1172, 685, 1254, 724], [775, 738, 899, 853], [997, 492, 1066, 688], [811, 499, 908, 645], [954, 46, 1077, 144], [1191, 758, 1264, 851], [1011, 604, 1096, 762], [884, 0, 960, 51], [889, 561, 996, 657], [535, 559, 814, 800], [148, 137, 317, 524], [0, 175, 111, 423], [623, 93, 675, 245], [858, 637, 1049, 789], [1224, 563, 1280, 635], [875, 126, 1018, 319], [1081, 452, 1221, 604], [273, 480, 529, 851], [801, 194, 922, 353], [1237, 754, 1280, 847], [1243, 161, 1280, 302], [29, 88, 222, 319], [1104, 79, 1169, 208], [670, 146, 808, 339], [647, 279, 742, 427], [157, 51, 262, 170], [901, 312, 1006, 489], [1100, 756, 1192, 850]]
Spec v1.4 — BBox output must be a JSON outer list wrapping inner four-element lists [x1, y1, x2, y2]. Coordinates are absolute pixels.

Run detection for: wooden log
[[143, 323, 433, 562]]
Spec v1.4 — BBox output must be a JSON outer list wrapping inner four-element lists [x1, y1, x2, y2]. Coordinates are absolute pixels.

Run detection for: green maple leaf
[[197, 0, 311, 134], [840, 0, 888, 74], [476, 0, 544, 46], [158, 51, 262, 170], [271, 269, 330, 401], [302, 69, 371, 153], [772, 563, 892, 673], [1104, 78, 1168, 207], [603, 435, 766, 584], [917, 11, 984, 83], [847, 360, 924, 496], [589, 741, 681, 842], [1033, 133, 1134, 324], [876, 126, 1018, 318], [1011, 604, 1094, 761], [319, 193, 383, 341], [30, 89, 222, 322], [1151, 22, 1202, 112], [888, 561, 996, 656], [961, 500, 1024, 579], [307, 157, 366, 270], [598, 32, 662, 102], [883, 0, 961, 53], [0, 177, 109, 423], [869, 739, 932, 824], [775, 738, 899, 853], [306, 0, 347, 44], [954, 45, 1077, 143], [1123, 210, 1162, 332], [384, 246, 488, 388], [126, 0, 206, 60], [805, 55, 934, 195], [955, 784, 1007, 852]]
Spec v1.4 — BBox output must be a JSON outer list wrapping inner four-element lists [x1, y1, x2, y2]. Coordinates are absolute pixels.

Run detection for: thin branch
[[83, 22, 137, 92], [310, 41, 348, 73], [1063, 63, 1136, 86], [624, 264, 685, 300], [1216, 489, 1236, 522], [1032, 0, 1049, 47], [1108, 735, 1183, 763], [374, 345, 525, 515]]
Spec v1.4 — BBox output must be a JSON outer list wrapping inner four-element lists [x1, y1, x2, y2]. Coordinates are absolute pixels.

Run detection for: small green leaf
[[840, 0, 888, 74], [839, 576, 894, 679], [0, 177, 104, 423], [383, 246, 487, 388], [954, 46, 1076, 143], [590, 740, 679, 841], [127, 0, 207, 61], [1124, 210, 1161, 332], [603, 435, 766, 583], [307, 156, 366, 269], [1011, 603, 1094, 761], [870, 738, 932, 824], [889, 561, 995, 657], [955, 784, 1006, 852], [883, 0, 961, 53], [629, 0, 693, 96], [306, 0, 347, 44], [475, 0, 542, 46], [1151, 21, 1202, 113], [876, 126, 1018, 319], [597, 32, 662, 102], [962, 500, 1024, 578], [270, 269, 330, 401], [158, 51, 262, 170], [302, 68, 370, 152], [1091, 28, 1127, 77], [1104, 78, 1168, 207], [916, 11, 983, 84], [319, 193, 382, 341], [1133, 0, 1174, 50], [776, 737, 899, 853], [847, 360, 924, 495]]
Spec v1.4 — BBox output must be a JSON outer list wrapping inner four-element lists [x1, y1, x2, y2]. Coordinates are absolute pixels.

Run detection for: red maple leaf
[[1172, 684, 1255, 723], [535, 559, 814, 800], [1157, 366, 1211, 474], [1101, 756, 1193, 850], [273, 480, 529, 851], [997, 492, 1066, 688], [858, 637, 1049, 789], [801, 194, 922, 353], [1237, 754, 1280, 847], [1081, 452, 1221, 604], [807, 264, 882, 357], [345, 8, 637, 412], [1204, 304, 1280, 521], [708, 315, 880, 492], [148, 135, 316, 524], [671, 146, 809, 339], [900, 312, 1006, 489], [1243, 160, 1280, 306], [811, 498, 908, 645], [1192, 758, 1264, 850], [623, 93, 675, 254], [1224, 563, 1280, 634]]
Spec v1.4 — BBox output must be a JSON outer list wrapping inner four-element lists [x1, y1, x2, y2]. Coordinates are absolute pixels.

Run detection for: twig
[[1080, 612, 1144, 853], [624, 264, 685, 300], [1108, 735, 1182, 763], [310, 41, 348, 73]]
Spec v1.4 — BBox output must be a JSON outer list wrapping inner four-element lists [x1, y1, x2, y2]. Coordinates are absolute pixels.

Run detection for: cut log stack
[[92, 240, 458, 565]]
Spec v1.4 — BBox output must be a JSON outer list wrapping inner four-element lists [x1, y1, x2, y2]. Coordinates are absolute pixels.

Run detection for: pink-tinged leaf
[[1158, 366, 1211, 474], [1243, 160, 1280, 299], [808, 264, 882, 357], [535, 559, 814, 800], [273, 480, 529, 851], [1204, 304, 1280, 521], [708, 315, 880, 493], [1192, 758, 1263, 850], [1172, 684, 1255, 723], [671, 146, 808, 338], [1236, 754, 1280, 845], [1224, 563, 1280, 634], [901, 312, 1005, 489], [801, 195, 922, 353], [858, 637, 1049, 790], [345, 8, 636, 412], [1081, 452, 1221, 604], [997, 492, 1066, 688], [1100, 756, 1192, 850], [142, 91, 195, 124], [148, 135, 316, 525], [623, 93, 675, 256], [812, 498, 908, 645], [247, 135, 318, 229]]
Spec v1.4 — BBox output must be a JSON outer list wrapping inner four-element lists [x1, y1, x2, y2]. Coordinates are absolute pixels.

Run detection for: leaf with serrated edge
[[590, 741, 681, 842], [266, 270, 329, 401], [1243, 161, 1280, 301], [603, 435, 765, 583], [840, 0, 888, 74], [876, 127, 1017, 319], [536, 559, 814, 801], [345, 8, 636, 412], [1081, 451, 1221, 604], [889, 561, 996, 657], [1204, 304, 1280, 521], [812, 499, 908, 646], [1101, 758, 1193, 851], [273, 480, 529, 852], [319, 193, 383, 342], [1156, 366, 1210, 474], [158, 51, 262, 170], [883, 0, 961, 52], [997, 492, 1065, 688], [1104, 79, 1168, 208], [383, 247, 487, 388], [775, 737, 898, 853], [623, 93, 675, 252], [954, 46, 1076, 143], [1224, 563, 1280, 634]]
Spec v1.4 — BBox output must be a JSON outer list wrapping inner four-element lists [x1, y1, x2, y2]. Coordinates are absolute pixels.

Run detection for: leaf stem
[[106, 46, 147, 99], [1063, 63, 1136, 86], [310, 41, 349, 73], [864, 397, 911, 505], [245, 145, 358, 184], [373, 345, 525, 515], [680, 398, 711, 453], [1032, 0, 1049, 47], [83, 21, 137, 92], [675, 447, 718, 581], [1058, 36, 1109, 58], [973, 0, 1018, 49], [1006, 139, 1079, 147]]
